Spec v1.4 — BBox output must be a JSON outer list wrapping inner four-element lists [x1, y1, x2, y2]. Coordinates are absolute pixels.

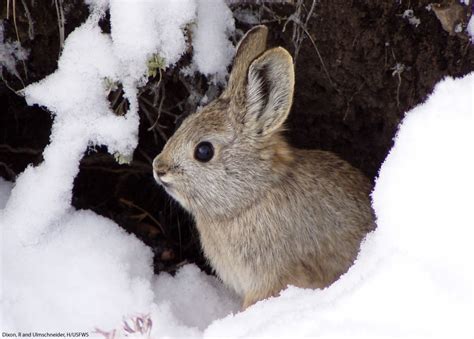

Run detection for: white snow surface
[[109, 0, 196, 81], [468, 15, 474, 41], [0, 177, 12, 209], [192, 0, 235, 81], [3, 20, 138, 244], [402, 9, 421, 27], [1, 0, 473, 336]]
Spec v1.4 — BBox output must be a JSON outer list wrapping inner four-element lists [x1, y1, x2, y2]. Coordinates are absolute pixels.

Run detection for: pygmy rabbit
[[153, 25, 375, 309]]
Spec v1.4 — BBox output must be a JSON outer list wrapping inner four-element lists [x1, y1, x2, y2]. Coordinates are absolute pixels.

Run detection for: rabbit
[[152, 25, 375, 309]]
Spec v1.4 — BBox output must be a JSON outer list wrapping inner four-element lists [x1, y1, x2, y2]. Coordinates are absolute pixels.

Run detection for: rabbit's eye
[[194, 141, 214, 162]]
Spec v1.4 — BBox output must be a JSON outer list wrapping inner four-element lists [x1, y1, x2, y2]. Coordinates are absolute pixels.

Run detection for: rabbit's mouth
[[158, 178, 170, 188], [154, 176, 185, 207], [155, 176, 178, 200], [153, 171, 172, 188]]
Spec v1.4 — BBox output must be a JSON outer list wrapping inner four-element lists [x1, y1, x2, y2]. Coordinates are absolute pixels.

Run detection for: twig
[[148, 85, 166, 132], [391, 63, 405, 109], [139, 101, 161, 143], [119, 198, 166, 235], [343, 81, 366, 121], [80, 165, 150, 174], [21, 0, 34, 40], [0, 162, 17, 179], [140, 96, 180, 121], [80, 153, 152, 171], [299, 23, 340, 93], [1, 74, 25, 94], [139, 100, 168, 142], [54, 0, 65, 54], [281, 0, 338, 93], [138, 101, 159, 144], [137, 147, 154, 164], [115, 98, 128, 116], [151, 69, 162, 107], [11, 0, 28, 80], [110, 88, 124, 109], [297, 0, 317, 61], [0, 144, 42, 155]]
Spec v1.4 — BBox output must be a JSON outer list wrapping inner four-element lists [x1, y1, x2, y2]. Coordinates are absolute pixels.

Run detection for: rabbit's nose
[[152, 156, 168, 177]]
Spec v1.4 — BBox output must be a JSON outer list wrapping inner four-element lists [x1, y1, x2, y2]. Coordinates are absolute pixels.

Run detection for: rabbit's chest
[[196, 219, 265, 294]]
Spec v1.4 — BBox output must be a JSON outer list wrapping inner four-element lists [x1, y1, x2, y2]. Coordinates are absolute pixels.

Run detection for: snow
[[0, 177, 12, 209], [6, 20, 138, 244], [0, 20, 29, 79], [233, 8, 260, 25], [468, 15, 474, 40], [192, 0, 235, 82], [110, 0, 196, 80], [0, 168, 236, 333], [1, 0, 473, 336], [153, 265, 239, 331], [1, 207, 155, 331], [402, 9, 421, 27]]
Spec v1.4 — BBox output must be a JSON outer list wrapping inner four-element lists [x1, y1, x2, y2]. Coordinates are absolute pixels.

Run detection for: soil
[[1, 0, 473, 273]]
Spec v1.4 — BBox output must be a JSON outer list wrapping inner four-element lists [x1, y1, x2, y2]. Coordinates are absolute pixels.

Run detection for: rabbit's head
[[153, 26, 295, 219]]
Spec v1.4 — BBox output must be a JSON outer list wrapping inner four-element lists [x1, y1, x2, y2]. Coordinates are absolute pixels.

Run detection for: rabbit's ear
[[223, 25, 268, 98], [243, 47, 295, 136]]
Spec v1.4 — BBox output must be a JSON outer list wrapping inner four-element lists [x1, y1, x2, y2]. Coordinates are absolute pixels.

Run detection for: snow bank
[[0, 167, 236, 333], [153, 265, 239, 331], [1, 207, 155, 331]]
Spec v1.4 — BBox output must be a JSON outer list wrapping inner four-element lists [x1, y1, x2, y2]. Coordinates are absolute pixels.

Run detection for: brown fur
[[153, 26, 376, 309]]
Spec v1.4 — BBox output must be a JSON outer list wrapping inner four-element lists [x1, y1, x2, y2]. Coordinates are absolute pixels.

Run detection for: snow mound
[[1, 206, 155, 331], [0, 176, 238, 334], [153, 265, 239, 331]]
